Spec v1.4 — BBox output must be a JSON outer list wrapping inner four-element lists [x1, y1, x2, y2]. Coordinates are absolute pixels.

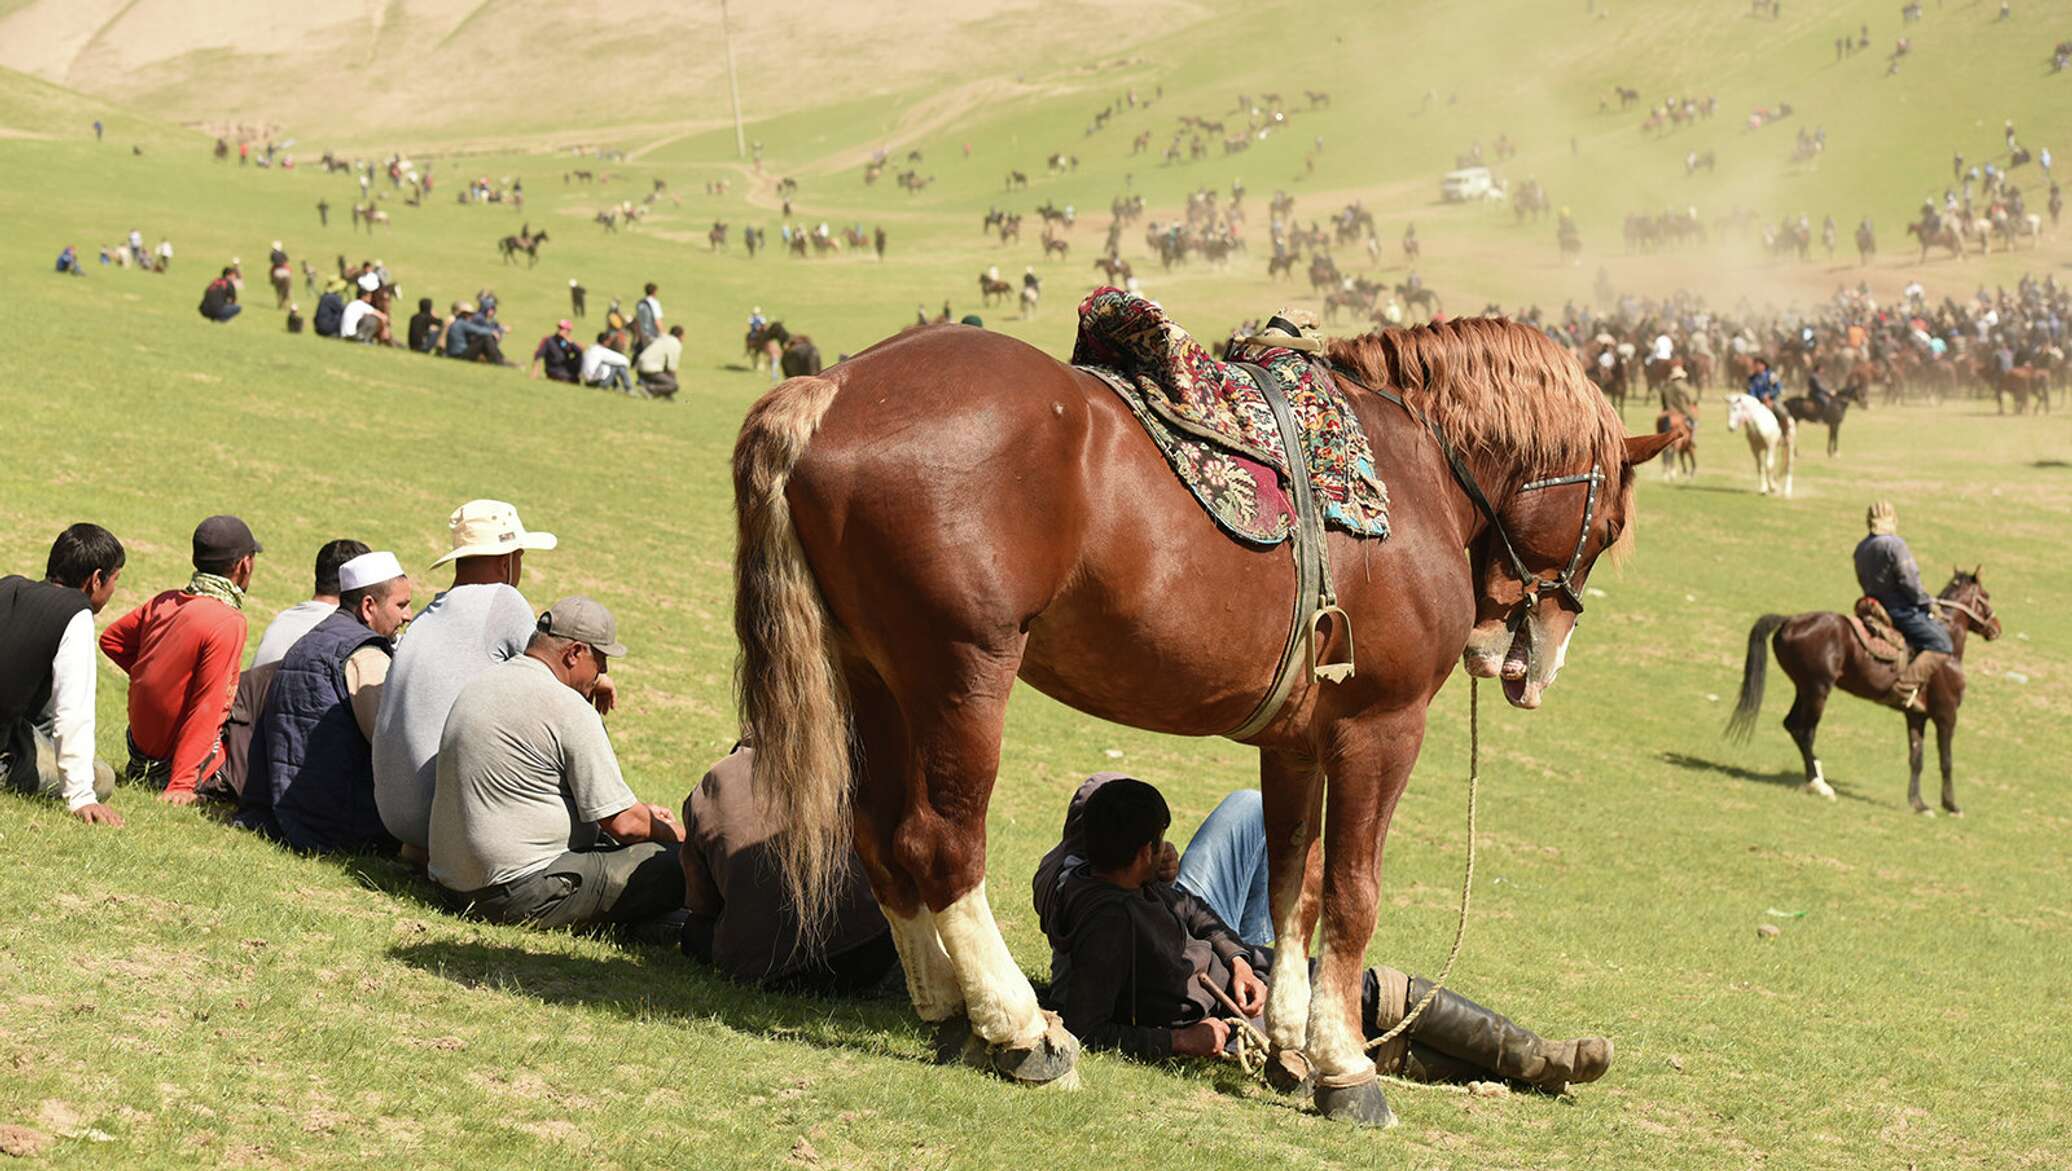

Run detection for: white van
[[1440, 167, 1493, 202]]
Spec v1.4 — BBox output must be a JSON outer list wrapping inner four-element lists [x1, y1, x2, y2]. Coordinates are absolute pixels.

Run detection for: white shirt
[[339, 298, 378, 338], [157, 241, 173, 258], [580, 344, 630, 384], [44, 610, 99, 811], [1652, 334, 1675, 361], [640, 296, 663, 324], [252, 599, 338, 669]]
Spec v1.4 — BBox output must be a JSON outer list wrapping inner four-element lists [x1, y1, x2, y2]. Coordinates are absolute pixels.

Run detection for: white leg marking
[[1305, 956, 1374, 1082], [884, 905, 965, 1022], [933, 880, 1045, 1048], [1265, 902, 1312, 1052]]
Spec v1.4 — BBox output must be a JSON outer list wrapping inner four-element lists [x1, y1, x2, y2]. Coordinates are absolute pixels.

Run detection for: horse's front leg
[[1309, 709, 1425, 1126], [1259, 748, 1325, 1094], [1935, 713, 1961, 816]]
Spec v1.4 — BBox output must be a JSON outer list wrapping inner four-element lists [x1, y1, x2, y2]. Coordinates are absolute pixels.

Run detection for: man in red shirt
[[99, 516, 262, 805]]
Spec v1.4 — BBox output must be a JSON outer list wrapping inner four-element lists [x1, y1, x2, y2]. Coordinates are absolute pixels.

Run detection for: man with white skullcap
[[372, 501, 605, 860], [236, 551, 413, 854], [338, 271, 389, 343]]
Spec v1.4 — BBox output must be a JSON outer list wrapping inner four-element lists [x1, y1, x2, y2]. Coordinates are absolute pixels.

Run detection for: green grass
[[3, 0, 2071, 1165]]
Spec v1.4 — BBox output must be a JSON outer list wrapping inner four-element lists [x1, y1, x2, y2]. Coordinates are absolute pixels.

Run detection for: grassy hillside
[[2, 1, 2070, 1166]]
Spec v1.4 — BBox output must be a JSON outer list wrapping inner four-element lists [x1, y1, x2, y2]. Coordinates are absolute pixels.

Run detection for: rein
[[1933, 595, 1991, 628], [1328, 362, 1600, 615]]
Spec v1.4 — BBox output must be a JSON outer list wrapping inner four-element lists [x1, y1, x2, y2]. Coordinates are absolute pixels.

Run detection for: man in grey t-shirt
[[372, 500, 579, 854], [427, 596, 682, 931]]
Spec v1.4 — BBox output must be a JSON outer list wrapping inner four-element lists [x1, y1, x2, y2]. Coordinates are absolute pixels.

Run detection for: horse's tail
[[732, 374, 851, 947], [1725, 614, 1790, 742]]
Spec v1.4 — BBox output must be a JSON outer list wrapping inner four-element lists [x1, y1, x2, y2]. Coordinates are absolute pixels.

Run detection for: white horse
[[1019, 281, 1040, 319], [1724, 393, 1795, 496]]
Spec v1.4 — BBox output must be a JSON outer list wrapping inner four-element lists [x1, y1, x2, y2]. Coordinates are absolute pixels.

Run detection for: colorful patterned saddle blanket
[[1848, 596, 1908, 664], [1069, 288, 1390, 546]]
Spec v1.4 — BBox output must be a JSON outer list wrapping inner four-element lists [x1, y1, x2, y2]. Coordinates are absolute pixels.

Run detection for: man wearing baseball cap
[[374, 500, 585, 858], [99, 515, 262, 804], [238, 552, 412, 854], [428, 596, 683, 932], [528, 319, 582, 384]]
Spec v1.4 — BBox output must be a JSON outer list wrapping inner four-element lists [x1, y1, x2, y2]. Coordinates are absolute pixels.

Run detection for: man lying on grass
[[1033, 776, 1613, 1093]]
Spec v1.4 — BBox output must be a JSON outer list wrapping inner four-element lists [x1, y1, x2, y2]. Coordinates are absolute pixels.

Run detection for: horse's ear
[[1623, 431, 1679, 466], [1972, 563, 1983, 581]]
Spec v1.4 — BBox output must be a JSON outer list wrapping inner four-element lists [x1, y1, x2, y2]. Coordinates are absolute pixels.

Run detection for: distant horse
[[979, 273, 1014, 306], [1654, 410, 1696, 478], [1394, 283, 1441, 318], [780, 335, 823, 377], [1092, 255, 1133, 283], [709, 222, 729, 251], [1904, 220, 1962, 261], [746, 321, 791, 370], [1019, 280, 1040, 318], [1724, 393, 1795, 495], [1784, 383, 1865, 455], [498, 229, 548, 267], [269, 264, 293, 309], [1726, 571, 1999, 813], [1042, 236, 1069, 260], [731, 317, 1675, 1124]]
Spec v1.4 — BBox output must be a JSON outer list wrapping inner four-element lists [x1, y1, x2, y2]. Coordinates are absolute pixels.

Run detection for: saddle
[[1069, 287, 1390, 546], [1847, 596, 1909, 664]]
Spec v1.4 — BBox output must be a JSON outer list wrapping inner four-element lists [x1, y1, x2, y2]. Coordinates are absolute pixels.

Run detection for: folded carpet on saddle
[[1070, 287, 1390, 546]]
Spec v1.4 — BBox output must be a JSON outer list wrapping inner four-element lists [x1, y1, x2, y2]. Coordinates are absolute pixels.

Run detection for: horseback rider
[[1807, 366, 1834, 410], [1853, 502, 1951, 711], [1747, 355, 1789, 431], [1660, 365, 1696, 431]]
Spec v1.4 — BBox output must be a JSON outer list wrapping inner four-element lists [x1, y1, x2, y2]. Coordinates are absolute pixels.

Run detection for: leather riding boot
[[1887, 650, 1949, 711], [1400, 977, 1613, 1093]]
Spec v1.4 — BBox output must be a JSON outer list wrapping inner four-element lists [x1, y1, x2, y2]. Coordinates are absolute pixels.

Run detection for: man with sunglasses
[[427, 596, 684, 934]]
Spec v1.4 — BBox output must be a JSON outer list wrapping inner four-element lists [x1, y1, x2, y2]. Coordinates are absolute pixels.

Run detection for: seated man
[[312, 280, 348, 338], [286, 303, 305, 333], [427, 597, 682, 933], [406, 298, 444, 354], [198, 266, 242, 323], [98, 515, 260, 805], [679, 739, 898, 994], [338, 278, 388, 343], [529, 320, 583, 383], [634, 324, 684, 399], [373, 499, 564, 856], [580, 331, 633, 391], [212, 538, 369, 802], [1034, 777, 1612, 1093], [1, 525, 126, 826], [235, 552, 411, 853], [444, 302, 510, 365], [56, 245, 83, 276]]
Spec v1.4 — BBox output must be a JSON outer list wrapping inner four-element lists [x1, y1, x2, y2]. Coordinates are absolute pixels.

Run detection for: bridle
[[1933, 588, 1995, 631], [1329, 361, 1605, 617]]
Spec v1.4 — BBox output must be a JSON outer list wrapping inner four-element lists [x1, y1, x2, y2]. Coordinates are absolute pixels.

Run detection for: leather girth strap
[[1222, 358, 1355, 741]]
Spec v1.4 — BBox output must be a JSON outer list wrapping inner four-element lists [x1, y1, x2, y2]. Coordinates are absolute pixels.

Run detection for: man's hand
[[73, 802, 125, 827], [645, 803, 683, 844], [158, 789, 198, 807], [1229, 957, 1268, 1018], [1155, 841, 1180, 884], [1171, 1018, 1232, 1058], [591, 673, 618, 717]]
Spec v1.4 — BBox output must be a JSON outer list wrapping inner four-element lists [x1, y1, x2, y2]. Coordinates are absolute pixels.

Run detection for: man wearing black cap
[[98, 515, 261, 805], [427, 596, 683, 932], [2, 525, 127, 825]]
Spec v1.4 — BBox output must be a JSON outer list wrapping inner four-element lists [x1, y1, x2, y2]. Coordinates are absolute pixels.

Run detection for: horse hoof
[[1315, 1076, 1395, 1128], [1912, 804, 1936, 817], [1264, 1047, 1315, 1097], [1803, 779, 1837, 801], [989, 1011, 1081, 1087], [1942, 803, 1963, 817], [930, 1016, 989, 1070]]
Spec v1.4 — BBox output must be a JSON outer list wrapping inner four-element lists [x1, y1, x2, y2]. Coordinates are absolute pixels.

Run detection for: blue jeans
[[1887, 603, 1953, 654], [1176, 789, 1273, 946], [208, 304, 242, 323]]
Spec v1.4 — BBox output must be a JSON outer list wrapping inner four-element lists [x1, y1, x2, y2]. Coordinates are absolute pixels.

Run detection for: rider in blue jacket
[[1747, 356, 1789, 430]]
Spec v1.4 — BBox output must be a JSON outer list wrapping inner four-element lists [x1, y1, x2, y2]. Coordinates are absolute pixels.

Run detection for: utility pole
[[720, 0, 746, 159]]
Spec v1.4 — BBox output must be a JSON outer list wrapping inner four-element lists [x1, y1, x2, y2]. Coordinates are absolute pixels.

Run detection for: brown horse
[[1725, 572, 1999, 814], [733, 318, 1675, 1124]]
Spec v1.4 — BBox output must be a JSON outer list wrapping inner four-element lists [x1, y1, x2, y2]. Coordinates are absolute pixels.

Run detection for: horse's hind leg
[[883, 641, 1074, 1083], [1783, 681, 1836, 799]]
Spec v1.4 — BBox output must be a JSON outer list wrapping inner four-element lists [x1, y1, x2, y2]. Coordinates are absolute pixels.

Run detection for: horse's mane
[[1326, 316, 1626, 478]]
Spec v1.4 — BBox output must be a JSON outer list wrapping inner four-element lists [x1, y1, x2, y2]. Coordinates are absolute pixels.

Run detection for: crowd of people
[[4, 509, 1617, 1093]]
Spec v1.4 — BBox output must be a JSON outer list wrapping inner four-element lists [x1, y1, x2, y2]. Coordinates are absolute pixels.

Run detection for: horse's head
[[1462, 432, 1680, 708], [1723, 394, 1751, 430], [1940, 567, 2002, 641]]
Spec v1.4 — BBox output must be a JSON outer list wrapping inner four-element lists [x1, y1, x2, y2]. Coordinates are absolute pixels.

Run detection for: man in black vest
[[237, 551, 413, 854], [2, 524, 126, 826]]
